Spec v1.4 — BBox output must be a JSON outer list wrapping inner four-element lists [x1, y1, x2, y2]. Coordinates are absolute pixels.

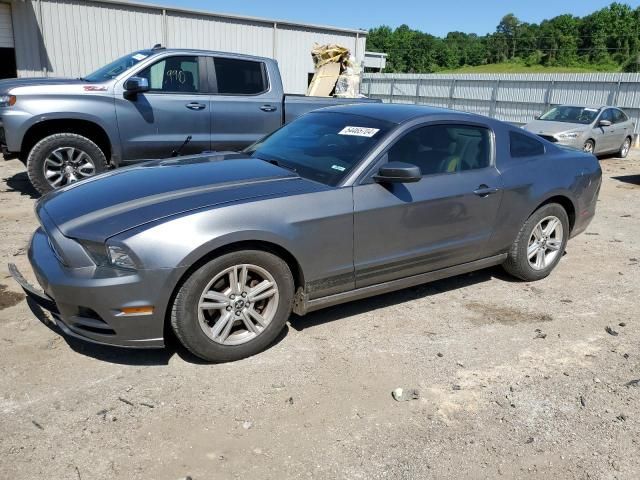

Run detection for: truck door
[[207, 56, 282, 151], [114, 55, 210, 160]]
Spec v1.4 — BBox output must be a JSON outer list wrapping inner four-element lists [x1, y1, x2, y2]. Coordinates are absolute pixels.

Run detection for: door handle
[[186, 102, 206, 110], [260, 105, 277, 112], [473, 185, 499, 197]]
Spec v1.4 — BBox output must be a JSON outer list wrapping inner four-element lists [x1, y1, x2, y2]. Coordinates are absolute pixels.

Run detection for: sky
[[140, 0, 640, 36]]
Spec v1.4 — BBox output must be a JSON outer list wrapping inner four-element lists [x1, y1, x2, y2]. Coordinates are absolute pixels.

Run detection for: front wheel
[[170, 250, 294, 362], [503, 203, 570, 281], [26, 133, 108, 195], [583, 139, 595, 154]]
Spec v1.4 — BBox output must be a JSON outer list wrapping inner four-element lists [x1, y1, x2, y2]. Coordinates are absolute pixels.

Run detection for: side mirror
[[123, 76, 149, 98], [598, 119, 612, 127], [373, 161, 421, 184]]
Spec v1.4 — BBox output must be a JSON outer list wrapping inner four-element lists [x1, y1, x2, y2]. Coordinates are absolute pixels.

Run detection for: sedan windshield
[[245, 112, 395, 186], [539, 106, 600, 125], [83, 50, 153, 82]]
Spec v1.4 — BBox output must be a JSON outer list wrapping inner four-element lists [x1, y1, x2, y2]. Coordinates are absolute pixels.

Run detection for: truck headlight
[[107, 245, 137, 270], [557, 132, 581, 139], [0, 95, 16, 107]]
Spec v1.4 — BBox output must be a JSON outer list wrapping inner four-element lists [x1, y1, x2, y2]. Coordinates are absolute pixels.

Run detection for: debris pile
[[307, 43, 362, 98]]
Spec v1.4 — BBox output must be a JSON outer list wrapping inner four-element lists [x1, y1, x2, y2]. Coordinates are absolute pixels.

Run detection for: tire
[[618, 136, 631, 159], [171, 250, 295, 362], [502, 203, 570, 281], [26, 133, 108, 195], [583, 139, 595, 154]]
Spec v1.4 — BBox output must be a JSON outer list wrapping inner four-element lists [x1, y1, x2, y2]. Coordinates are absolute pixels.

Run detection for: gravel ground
[[0, 151, 639, 480]]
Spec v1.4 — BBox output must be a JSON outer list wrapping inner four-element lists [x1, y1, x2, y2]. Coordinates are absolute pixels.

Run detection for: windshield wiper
[[259, 157, 297, 173]]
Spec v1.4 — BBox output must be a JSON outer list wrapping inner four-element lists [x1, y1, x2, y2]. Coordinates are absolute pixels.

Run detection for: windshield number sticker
[[338, 126, 380, 137], [584, 108, 599, 112], [132, 53, 148, 61], [331, 165, 346, 172]]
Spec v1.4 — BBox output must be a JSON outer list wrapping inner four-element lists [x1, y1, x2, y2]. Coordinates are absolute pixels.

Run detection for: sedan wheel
[[171, 250, 294, 362], [527, 216, 563, 271], [583, 140, 594, 154], [197, 264, 279, 346], [619, 137, 631, 158]]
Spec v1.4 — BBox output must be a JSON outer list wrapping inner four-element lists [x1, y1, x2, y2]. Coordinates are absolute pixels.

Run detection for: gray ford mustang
[[10, 104, 602, 362]]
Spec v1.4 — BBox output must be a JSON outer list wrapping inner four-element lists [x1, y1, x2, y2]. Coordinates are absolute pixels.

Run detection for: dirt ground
[[0, 151, 638, 480]]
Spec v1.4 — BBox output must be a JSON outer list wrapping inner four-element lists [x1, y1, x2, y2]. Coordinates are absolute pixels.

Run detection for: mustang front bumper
[[9, 228, 183, 348]]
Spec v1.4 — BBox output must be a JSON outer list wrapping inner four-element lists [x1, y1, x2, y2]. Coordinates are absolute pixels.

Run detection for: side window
[[613, 109, 628, 124], [214, 57, 267, 95], [510, 131, 545, 158], [138, 56, 199, 93], [599, 109, 614, 123], [386, 124, 491, 176]]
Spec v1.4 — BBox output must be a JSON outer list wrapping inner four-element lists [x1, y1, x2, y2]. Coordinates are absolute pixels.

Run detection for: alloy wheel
[[197, 264, 279, 345], [43, 147, 96, 188], [583, 142, 594, 153], [527, 215, 564, 270], [621, 138, 631, 157]]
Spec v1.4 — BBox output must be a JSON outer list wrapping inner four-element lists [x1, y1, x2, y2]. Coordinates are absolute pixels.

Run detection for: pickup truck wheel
[[502, 203, 569, 281], [171, 250, 294, 362], [26, 133, 107, 195]]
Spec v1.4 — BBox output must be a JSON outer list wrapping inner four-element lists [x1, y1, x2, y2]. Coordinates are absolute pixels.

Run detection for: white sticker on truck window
[[338, 126, 380, 137], [584, 108, 599, 112], [331, 165, 346, 172], [132, 53, 148, 61]]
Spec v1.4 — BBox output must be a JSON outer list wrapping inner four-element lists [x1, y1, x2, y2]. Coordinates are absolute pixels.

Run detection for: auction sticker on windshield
[[338, 126, 380, 137]]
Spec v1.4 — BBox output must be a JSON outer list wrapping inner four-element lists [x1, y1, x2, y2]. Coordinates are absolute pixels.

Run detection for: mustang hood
[[38, 153, 325, 242]]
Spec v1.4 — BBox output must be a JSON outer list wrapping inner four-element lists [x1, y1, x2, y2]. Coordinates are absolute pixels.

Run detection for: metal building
[[0, 0, 367, 93]]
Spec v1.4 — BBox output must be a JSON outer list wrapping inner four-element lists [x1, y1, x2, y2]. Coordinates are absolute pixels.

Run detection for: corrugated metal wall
[[363, 72, 640, 134], [10, 0, 366, 94]]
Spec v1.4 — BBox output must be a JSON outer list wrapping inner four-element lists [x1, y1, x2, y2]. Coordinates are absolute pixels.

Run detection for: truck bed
[[283, 94, 380, 124]]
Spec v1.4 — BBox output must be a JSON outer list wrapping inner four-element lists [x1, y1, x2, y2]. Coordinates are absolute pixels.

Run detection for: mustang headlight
[[79, 240, 136, 270], [557, 132, 581, 139], [0, 94, 16, 107], [107, 245, 137, 270]]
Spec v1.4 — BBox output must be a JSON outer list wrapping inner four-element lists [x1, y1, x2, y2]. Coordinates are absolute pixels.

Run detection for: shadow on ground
[[3, 171, 40, 199], [290, 266, 513, 331], [611, 174, 640, 186], [26, 297, 289, 366]]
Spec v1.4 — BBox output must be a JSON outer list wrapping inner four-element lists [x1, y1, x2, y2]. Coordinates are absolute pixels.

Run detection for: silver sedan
[[523, 105, 635, 157]]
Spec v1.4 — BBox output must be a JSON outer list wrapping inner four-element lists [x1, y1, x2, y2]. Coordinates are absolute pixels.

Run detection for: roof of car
[[318, 103, 489, 125]]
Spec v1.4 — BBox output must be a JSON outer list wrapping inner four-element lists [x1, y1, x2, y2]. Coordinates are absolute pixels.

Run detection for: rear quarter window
[[510, 131, 545, 158]]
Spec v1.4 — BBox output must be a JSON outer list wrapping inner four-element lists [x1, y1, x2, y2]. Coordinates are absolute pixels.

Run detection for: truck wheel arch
[[21, 119, 112, 163]]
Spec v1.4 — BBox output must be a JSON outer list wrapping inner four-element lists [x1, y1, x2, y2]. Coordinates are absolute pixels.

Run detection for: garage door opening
[[0, 3, 16, 79]]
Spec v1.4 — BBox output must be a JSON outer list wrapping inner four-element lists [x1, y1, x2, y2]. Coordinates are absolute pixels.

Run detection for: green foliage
[[366, 2, 640, 73]]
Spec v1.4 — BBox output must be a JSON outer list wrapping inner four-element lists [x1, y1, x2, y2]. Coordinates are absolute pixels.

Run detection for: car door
[[208, 56, 282, 151], [114, 55, 211, 160], [611, 109, 631, 150], [592, 108, 615, 153], [353, 122, 503, 288]]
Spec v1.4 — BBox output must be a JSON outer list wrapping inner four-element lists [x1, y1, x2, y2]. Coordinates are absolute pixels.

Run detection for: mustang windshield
[[83, 50, 153, 82], [539, 106, 600, 125], [245, 112, 394, 186]]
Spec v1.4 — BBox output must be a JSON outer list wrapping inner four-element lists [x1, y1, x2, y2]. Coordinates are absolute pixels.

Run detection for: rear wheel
[[26, 133, 108, 195], [583, 139, 595, 154], [170, 250, 294, 362], [503, 203, 569, 281], [618, 137, 631, 158]]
